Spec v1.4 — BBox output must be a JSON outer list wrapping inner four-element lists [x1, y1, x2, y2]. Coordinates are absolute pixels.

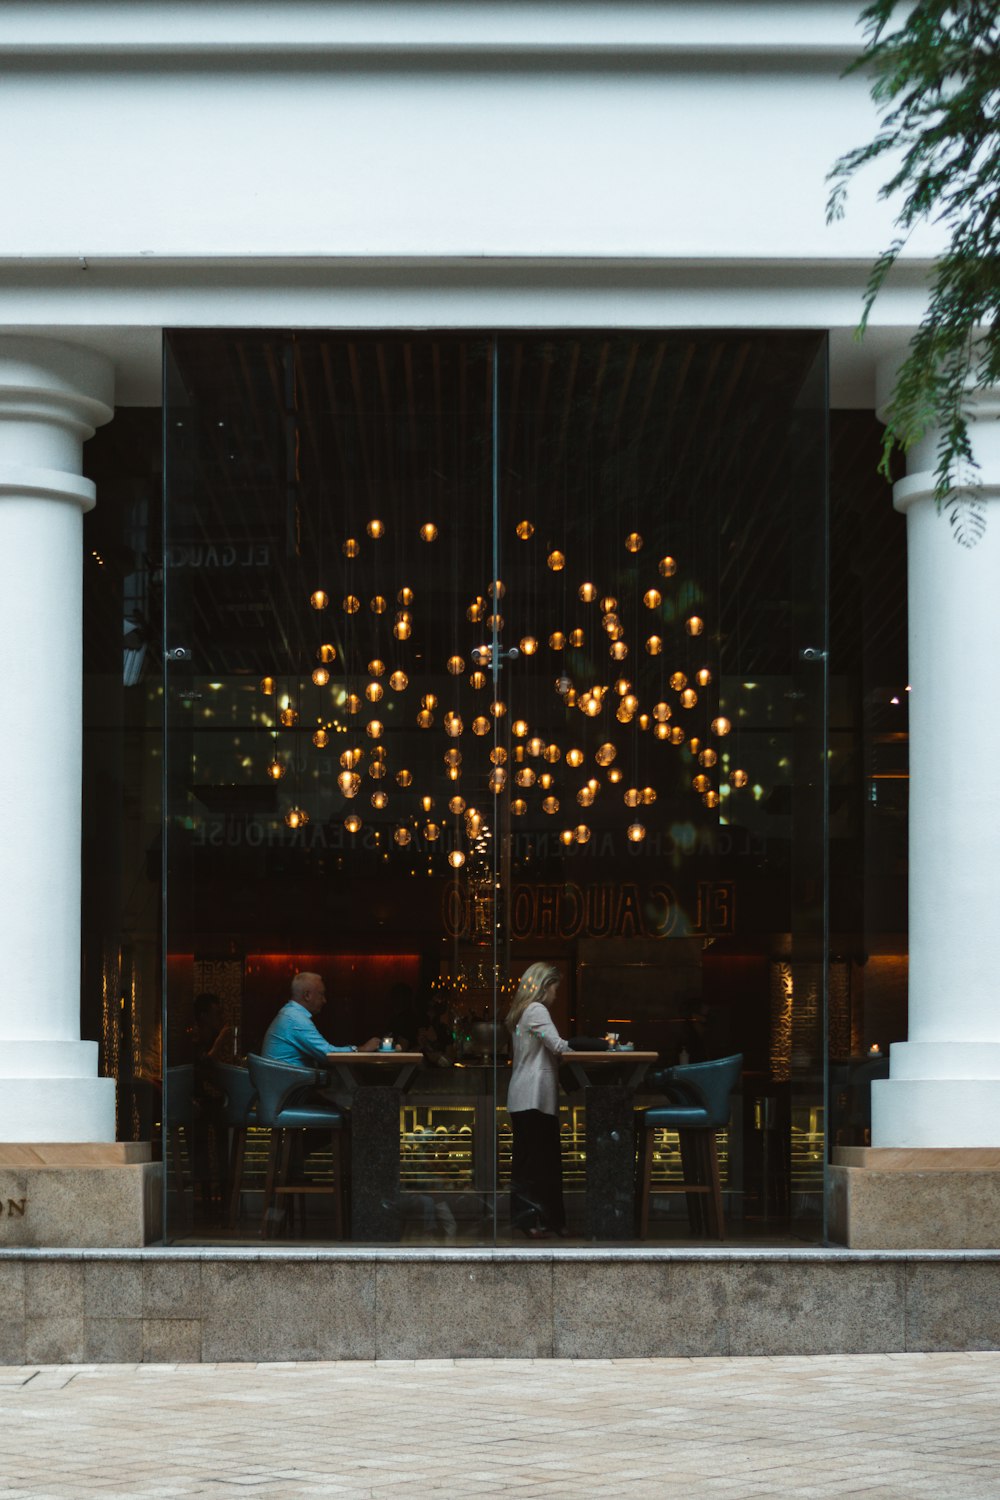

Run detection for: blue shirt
[[261, 1000, 353, 1067]]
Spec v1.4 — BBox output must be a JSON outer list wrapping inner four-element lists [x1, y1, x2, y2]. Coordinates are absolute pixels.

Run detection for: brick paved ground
[[0, 1353, 998, 1498]]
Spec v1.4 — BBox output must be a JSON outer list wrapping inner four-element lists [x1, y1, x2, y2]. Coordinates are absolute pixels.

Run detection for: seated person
[[262, 972, 380, 1067], [387, 983, 446, 1058], [415, 999, 454, 1067], [188, 991, 232, 1092]]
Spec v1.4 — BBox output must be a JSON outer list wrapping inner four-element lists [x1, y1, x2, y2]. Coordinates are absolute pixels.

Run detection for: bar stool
[[211, 1062, 257, 1230], [247, 1054, 346, 1240], [637, 1054, 743, 1240]]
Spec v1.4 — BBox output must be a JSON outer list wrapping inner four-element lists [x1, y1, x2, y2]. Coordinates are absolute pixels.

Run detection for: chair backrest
[[212, 1062, 257, 1127], [658, 1053, 743, 1129], [163, 1064, 195, 1127], [247, 1054, 324, 1126]]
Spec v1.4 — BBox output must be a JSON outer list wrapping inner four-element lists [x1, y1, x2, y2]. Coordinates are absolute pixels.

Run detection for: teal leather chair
[[211, 1062, 257, 1230], [638, 1054, 743, 1240], [247, 1054, 346, 1240]]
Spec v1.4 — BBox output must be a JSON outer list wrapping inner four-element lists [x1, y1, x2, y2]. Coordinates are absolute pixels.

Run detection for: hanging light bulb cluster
[[260, 514, 750, 849]]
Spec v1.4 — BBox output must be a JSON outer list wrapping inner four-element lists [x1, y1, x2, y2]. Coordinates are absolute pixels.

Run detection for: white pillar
[[872, 373, 1000, 1146], [0, 337, 116, 1141]]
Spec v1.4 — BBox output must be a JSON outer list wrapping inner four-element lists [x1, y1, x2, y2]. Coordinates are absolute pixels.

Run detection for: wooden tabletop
[[332, 1051, 423, 1063], [563, 1050, 658, 1062]]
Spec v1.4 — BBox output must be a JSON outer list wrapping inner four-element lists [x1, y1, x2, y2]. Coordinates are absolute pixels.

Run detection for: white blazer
[[507, 1000, 569, 1116]]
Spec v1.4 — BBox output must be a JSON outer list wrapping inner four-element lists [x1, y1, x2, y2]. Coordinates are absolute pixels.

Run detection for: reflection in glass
[[162, 331, 830, 1247]]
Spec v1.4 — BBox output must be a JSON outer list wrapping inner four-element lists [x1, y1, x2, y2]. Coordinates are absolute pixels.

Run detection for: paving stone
[[142, 1318, 202, 1361], [256, 1260, 374, 1360], [375, 1258, 552, 1358], [0, 1318, 25, 1365], [905, 1260, 1000, 1351], [553, 1258, 729, 1357], [23, 1260, 84, 1318], [201, 1261, 261, 1362], [84, 1316, 143, 1363], [142, 1259, 202, 1320], [0, 1352, 998, 1495], [23, 1316, 85, 1363], [728, 1260, 906, 1356], [83, 1259, 142, 1320]]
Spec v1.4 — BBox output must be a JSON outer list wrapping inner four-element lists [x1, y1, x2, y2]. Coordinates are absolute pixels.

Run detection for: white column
[[872, 372, 1000, 1146], [0, 337, 116, 1141]]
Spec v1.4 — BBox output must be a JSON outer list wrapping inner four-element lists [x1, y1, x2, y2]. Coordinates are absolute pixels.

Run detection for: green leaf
[[829, 1, 1000, 514]]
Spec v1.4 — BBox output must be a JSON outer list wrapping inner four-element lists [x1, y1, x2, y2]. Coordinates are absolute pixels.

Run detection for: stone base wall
[[828, 1149, 1000, 1250], [0, 1146, 161, 1250], [0, 1165, 162, 1250], [0, 1250, 998, 1363]]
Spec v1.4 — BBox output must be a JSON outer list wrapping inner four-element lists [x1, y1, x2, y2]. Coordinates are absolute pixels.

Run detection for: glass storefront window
[[81, 410, 163, 1150], [160, 330, 831, 1245]]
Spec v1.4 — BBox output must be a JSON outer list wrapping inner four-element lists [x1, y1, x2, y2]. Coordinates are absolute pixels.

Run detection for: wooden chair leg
[[285, 1134, 299, 1236], [278, 1132, 294, 1238], [294, 1135, 307, 1236], [638, 1128, 655, 1239], [332, 1130, 345, 1240], [698, 1133, 714, 1237], [705, 1131, 725, 1240], [678, 1131, 704, 1237], [261, 1130, 281, 1240], [170, 1128, 185, 1199], [227, 1127, 247, 1230]]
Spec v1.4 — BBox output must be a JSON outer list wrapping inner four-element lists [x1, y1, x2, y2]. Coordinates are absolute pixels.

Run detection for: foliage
[[827, 0, 1000, 509]]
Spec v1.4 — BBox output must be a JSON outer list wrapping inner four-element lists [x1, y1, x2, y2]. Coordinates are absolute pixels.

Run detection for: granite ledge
[[0, 1246, 998, 1264], [0, 1144, 151, 1167]]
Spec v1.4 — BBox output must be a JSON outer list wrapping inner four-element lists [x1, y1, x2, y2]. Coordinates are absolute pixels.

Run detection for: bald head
[[291, 971, 326, 1015]]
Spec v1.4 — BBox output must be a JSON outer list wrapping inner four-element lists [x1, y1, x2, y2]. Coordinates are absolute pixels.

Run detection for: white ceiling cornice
[[0, 2, 865, 66]]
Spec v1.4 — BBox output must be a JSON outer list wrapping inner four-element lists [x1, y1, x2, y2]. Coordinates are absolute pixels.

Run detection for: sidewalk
[[1, 1353, 998, 1498]]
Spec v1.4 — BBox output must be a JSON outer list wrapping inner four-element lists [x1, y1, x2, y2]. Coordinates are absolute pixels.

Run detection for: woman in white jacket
[[505, 962, 570, 1239]]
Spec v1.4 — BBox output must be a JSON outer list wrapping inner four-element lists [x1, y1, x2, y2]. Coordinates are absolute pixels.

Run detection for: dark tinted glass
[[161, 330, 830, 1245]]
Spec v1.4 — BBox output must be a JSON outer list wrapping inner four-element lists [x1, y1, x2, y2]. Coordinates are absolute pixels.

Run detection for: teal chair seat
[[643, 1104, 713, 1129], [271, 1104, 345, 1130], [638, 1053, 743, 1241]]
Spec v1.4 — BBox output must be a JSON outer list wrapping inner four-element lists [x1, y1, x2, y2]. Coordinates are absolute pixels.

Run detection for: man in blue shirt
[[262, 972, 380, 1066]]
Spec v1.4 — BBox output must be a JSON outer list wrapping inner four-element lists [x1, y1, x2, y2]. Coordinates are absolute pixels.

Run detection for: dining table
[[559, 1050, 659, 1240], [322, 1047, 659, 1242], [323, 1051, 423, 1242]]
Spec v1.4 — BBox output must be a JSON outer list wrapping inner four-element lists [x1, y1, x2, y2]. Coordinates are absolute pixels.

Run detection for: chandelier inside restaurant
[[259, 517, 744, 865]]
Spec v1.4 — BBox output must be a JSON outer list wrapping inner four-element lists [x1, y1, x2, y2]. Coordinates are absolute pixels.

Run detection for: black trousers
[[509, 1108, 565, 1232]]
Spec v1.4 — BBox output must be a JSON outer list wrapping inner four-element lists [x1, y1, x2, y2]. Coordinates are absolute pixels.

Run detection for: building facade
[[0, 1, 998, 1260]]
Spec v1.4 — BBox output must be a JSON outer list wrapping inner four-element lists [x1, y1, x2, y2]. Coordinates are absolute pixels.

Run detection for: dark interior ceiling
[[83, 331, 907, 705], [158, 331, 831, 676]]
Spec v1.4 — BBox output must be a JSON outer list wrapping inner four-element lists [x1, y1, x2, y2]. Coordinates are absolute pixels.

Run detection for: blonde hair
[[505, 963, 559, 1031]]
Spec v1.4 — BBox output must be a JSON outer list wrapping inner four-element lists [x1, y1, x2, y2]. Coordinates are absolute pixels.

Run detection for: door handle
[[471, 644, 520, 669]]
